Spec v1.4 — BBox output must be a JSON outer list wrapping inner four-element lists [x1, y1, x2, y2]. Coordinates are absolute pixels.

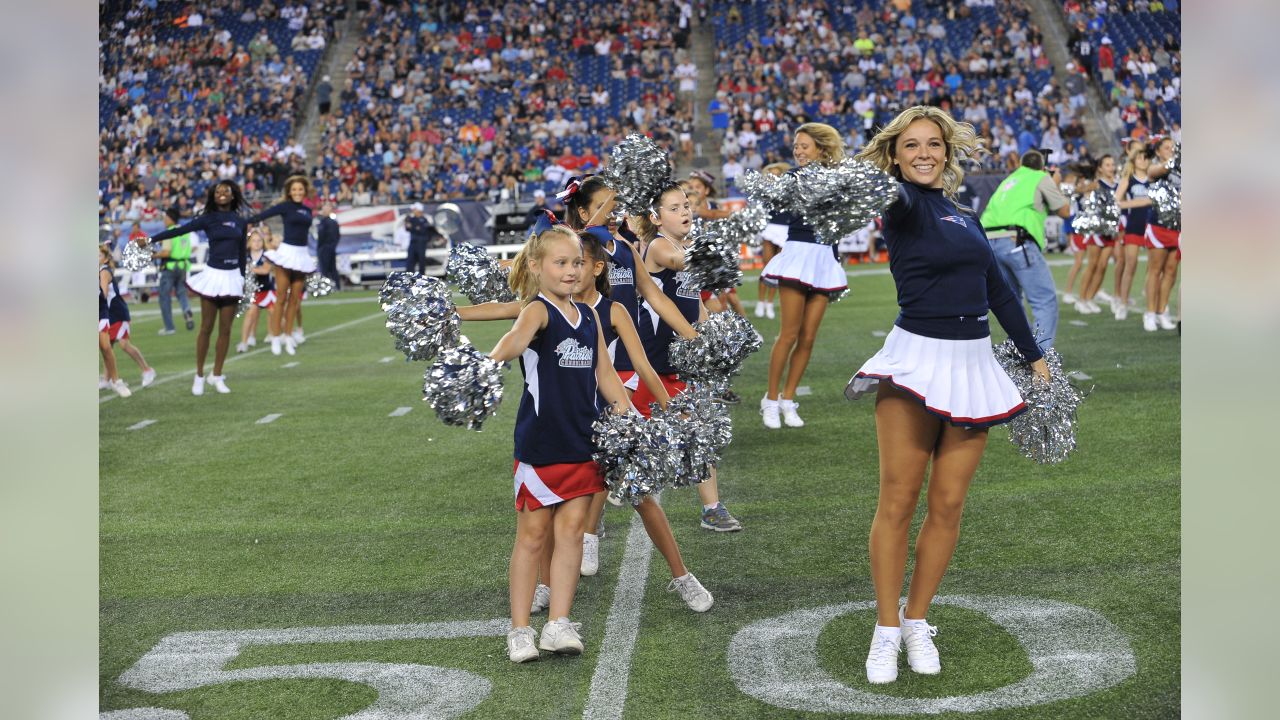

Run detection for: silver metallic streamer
[[668, 311, 764, 393], [447, 242, 517, 304], [592, 410, 678, 504], [1148, 179, 1181, 231], [237, 270, 262, 318], [992, 340, 1087, 464], [305, 273, 336, 297], [737, 159, 898, 244], [422, 342, 505, 430], [684, 204, 770, 292], [380, 272, 461, 361], [1073, 188, 1121, 238], [1166, 142, 1180, 174], [662, 384, 732, 487], [120, 241, 155, 271], [600, 134, 673, 215]]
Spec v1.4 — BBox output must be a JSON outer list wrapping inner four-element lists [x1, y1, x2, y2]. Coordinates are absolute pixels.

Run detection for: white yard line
[[255, 414, 282, 425], [100, 312, 385, 405], [126, 419, 157, 431], [388, 407, 414, 417], [282, 361, 300, 368], [583, 505, 655, 720]]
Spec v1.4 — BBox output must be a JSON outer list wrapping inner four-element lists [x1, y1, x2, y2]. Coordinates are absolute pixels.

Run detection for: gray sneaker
[[530, 583, 550, 614], [700, 503, 743, 532], [667, 572, 714, 612], [507, 626, 539, 663]]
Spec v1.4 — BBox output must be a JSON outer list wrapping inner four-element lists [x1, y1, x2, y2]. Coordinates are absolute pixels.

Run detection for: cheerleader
[[753, 162, 792, 319], [1075, 155, 1123, 316], [248, 175, 317, 355], [633, 181, 743, 533], [1059, 166, 1090, 307], [685, 171, 750, 320], [1143, 136, 1181, 329], [148, 180, 250, 395], [850, 106, 1050, 684], [236, 227, 276, 353], [760, 123, 850, 429], [489, 225, 632, 663], [99, 245, 155, 395], [1115, 143, 1152, 324]]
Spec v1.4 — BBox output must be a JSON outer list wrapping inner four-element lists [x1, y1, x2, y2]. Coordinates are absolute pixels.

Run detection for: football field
[[100, 263, 1180, 719]]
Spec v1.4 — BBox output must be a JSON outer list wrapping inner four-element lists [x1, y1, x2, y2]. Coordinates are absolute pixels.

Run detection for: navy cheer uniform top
[[639, 235, 702, 374], [151, 211, 248, 271], [514, 296, 600, 466], [250, 251, 275, 290], [248, 201, 313, 247], [584, 224, 638, 371], [100, 264, 129, 323], [1122, 175, 1150, 237], [883, 183, 1042, 362], [592, 294, 620, 364]]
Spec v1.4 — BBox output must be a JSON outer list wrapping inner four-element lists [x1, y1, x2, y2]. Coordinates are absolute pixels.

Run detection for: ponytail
[[508, 225, 580, 303], [562, 175, 614, 230], [578, 230, 612, 298], [632, 181, 686, 246]]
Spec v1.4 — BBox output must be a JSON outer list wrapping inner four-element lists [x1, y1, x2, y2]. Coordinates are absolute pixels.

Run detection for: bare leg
[[1157, 250, 1180, 312], [1118, 243, 1141, 305], [1144, 247, 1169, 313], [780, 292, 830, 399], [766, 283, 807, 399], [212, 304, 236, 375], [758, 242, 778, 304], [269, 266, 290, 337], [1063, 246, 1086, 296], [195, 297, 217, 376], [118, 338, 151, 373], [1081, 246, 1114, 301], [724, 290, 747, 316], [547, 495, 591, 619], [1111, 243, 1128, 298], [282, 275, 306, 335], [903, 424, 989, 619], [869, 383, 939, 626], [241, 304, 260, 345], [695, 466, 722, 507], [510, 507, 552, 628], [633, 496, 688, 577], [100, 331, 120, 382]]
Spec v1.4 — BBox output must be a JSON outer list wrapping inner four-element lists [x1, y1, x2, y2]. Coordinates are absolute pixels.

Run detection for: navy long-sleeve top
[[316, 215, 340, 248], [883, 183, 1043, 362], [151, 211, 249, 272], [247, 201, 314, 247]]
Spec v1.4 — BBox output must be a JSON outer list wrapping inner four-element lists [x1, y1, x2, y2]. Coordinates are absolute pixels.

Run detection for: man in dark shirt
[[404, 202, 442, 275], [316, 202, 342, 289]]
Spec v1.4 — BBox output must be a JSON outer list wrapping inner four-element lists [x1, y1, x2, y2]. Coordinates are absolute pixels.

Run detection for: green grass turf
[[100, 262, 1179, 719]]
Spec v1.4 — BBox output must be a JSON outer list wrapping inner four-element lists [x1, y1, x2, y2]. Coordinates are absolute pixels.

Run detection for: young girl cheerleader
[[1115, 143, 1152, 324], [685, 171, 750, 320], [754, 162, 792, 319], [148, 180, 251, 395], [248, 175, 316, 355], [1143, 136, 1181, 329], [236, 227, 276, 353], [760, 123, 850, 430], [633, 181, 743, 533], [489, 225, 632, 663], [1059, 166, 1089, 307], [1075, 155, 1124, 317], [99, 245, 156, 395], [850, 106, 1050, 684]]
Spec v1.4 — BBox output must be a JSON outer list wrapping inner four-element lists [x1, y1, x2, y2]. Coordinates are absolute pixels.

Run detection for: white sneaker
[[141, 368, 156, 387], [1062, 292, 1077, 305], [1157, 311, 1177, 330], [667, 572, 713, 612], [270, 335, 282, 355], [112, 379, 132, 398], [538, 617, 584, 655], [507, 626, 539, 663], [764, 302, 774, 319], [1088, 300, 1104, 314], [1095, 289, 1113, 303], [1109, 296, 1121, 314], [293, 328, 306, 344], [247, 336, 257, 347], [192, 375, 205, 396], [779, 398, 805, 427], [1073, 300, 1090, 315], [210, 375, 231, 394], [760, 396, 781, 429], [1142, 312, 1158, 332], [581, 533, 599, 576], [99, 376, 111, 390], [754, 301, 766, 318], [1115, 305, 1128, 321], [899, 606, 941, 675], [865, 626, 902, 684], [284, 336, 297, 355], [236, 342, 248, 354], [530, 584, 551, 614]]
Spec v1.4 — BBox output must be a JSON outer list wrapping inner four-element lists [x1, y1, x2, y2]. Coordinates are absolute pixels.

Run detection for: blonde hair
[[763, 162, 791, 176], [632, 182, 687, 246], [795, 122, 846, 163], [855, 105, 982, 198], [281, 174, 313, 203], [508, 225, 581, 303]]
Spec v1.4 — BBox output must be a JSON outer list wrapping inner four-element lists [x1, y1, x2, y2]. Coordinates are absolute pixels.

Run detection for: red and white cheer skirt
[[762, 241, 847, 297]]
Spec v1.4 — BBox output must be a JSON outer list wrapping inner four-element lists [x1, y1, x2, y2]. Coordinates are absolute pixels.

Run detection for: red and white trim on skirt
[[854, 371, 1028, 429], [513, 460, 606, 511]]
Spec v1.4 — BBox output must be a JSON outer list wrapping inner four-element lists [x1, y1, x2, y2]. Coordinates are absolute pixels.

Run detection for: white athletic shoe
[[1062, 292, 1077, 305], [507, 626, 540, 663], [1157, 311, 1177, 330], [581, 533, 599, 576], [1109, 296, 1121, 314], [1087, 300, 1103, 314], [284, 335, 297, 355], [141, 368, 156, 387], [293, 328, 306, 344], [667, 572, 714, 612], [247, 336, 257, 347], [779, 398, 805, 427], [899, 606, 941, 675], [99, 376, 111, 390], [236, 342, 248, 354], [755, 301, 767, 318], [530, 584, 551, 614], [210, 375, 231, 394], [270, 335, 282, 356], [1142, 312, 1158, 332], [865, 626, 902, 684], [192, 375, 205, 396], [1115, 305, 1128, 321], [760, 396, 781, 429], [766, 303, 775, 319], [1073, 300, 1090, 315], [1095, 289, 1113, 303], [112, 379, 132, 398], [538, 617, 584, 655]]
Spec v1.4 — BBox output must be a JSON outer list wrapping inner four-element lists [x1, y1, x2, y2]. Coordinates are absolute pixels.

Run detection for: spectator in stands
[[404, 203, 440, 276]]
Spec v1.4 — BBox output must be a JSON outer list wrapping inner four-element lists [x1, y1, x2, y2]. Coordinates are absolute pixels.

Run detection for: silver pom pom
[[592, 410, 677, 504], [1166, 142, 1180, 174], [1148, 179, 1180, 231], [120, 242, 155, 271], [668, 311, 764, 393], [305, 273, 336, 297], [422, 342, 505, 430], [684, 204, 770, 291], [1074, 188, 1121, 238], [237, 270, 262, 318], [380, 272, 461, 361], [600, 134, 673, 215], [738, 160, 898, 244], [447, 242, 517, 304], [662, 384, 732, 487], [992, 340, 1087, 464]]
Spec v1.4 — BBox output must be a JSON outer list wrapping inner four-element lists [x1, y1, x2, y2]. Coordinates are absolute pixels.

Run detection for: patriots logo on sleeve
[[939, 215, 968, 227], [222, 221, 239, 228]]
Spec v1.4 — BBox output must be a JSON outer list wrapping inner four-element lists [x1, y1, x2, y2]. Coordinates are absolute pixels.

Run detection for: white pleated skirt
[[186, 267, 244, 300], [845, 326, 1027, 428], [265, 243, 317, 273], [762, 241, 847, 297]]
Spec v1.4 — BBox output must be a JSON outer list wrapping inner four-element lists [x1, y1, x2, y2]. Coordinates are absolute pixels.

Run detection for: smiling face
[[533, 234, 583, 299], [1099, 155, 1116, 179], [577, 186, 617, 227], [288, 180, 307, 202], [792, 131, 821, 167], [213, 183, 234, 208], [652, 187, 693, 240], [573, 248, 607, 297], [893, 118, 947, 188]]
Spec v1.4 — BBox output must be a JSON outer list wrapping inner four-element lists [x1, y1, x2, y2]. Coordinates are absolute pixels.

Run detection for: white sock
[[902, 615, 928, 624], [703, 503, 718, 512], [875, 625, 902, 639], [674, 572, 693, 582], [583, 533, 596, 540]]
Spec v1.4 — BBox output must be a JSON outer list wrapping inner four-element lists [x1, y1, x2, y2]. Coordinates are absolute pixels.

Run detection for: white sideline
[[99, 312, 385, 405]]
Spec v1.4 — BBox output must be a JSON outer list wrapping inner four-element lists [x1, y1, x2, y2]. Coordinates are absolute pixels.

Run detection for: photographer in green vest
[[154, 207, 195, 335], [980, 150, 1070, 351]]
